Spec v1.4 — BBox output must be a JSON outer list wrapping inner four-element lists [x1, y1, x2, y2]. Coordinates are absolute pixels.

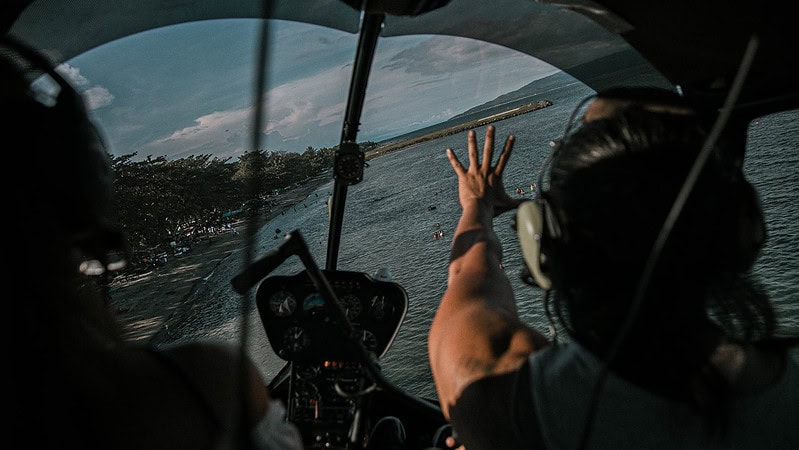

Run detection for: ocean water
[[165, 83, 799, 400]]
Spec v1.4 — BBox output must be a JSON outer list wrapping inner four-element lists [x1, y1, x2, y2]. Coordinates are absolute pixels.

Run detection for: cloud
[[133, 61, 351, 160], [54, 62, 115, 110], [83, 86, 115, 109], [261, 64, 351, 145], [80, 23, 558, 161], [380, 36, 511, 76], [131, 32, 553, 158], [357, 35, 557, 140], [55, 63, 89, 87], [142, 108, 251, 160]]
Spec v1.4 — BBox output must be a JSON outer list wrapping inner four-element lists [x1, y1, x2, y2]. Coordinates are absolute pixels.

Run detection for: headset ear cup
[[517, 201, 553, 290]]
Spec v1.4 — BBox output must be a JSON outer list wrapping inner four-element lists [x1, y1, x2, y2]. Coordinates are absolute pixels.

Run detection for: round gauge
[[369, 296, 392, 320], [340, 294, 362, 321], [360, 330, 378, 352], [303, 292, 326, 312], [268, 289, 297, 317], [282, 326, 310, 353]]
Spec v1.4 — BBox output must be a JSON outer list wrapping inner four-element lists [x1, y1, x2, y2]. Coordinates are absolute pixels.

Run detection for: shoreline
[[109, 174, 331, 344]]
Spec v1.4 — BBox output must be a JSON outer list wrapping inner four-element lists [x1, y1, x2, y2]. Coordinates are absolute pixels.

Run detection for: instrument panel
[[255, 269, 408, 363], [256, 270, 408, 447]]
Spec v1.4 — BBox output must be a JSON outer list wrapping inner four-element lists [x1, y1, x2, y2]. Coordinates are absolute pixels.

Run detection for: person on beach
[[4, 37, 302, 449], [428, 88, 799, 449]]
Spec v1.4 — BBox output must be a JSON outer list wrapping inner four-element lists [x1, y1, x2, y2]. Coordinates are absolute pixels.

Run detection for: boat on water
[[5, 0, 797, 448]]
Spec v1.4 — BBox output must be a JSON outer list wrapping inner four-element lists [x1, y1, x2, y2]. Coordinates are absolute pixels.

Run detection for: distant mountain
[[450, 71, 578, 122], [449, 48, 664, 123], [378, 48, 669, 145], [379, 71, 579, 145]]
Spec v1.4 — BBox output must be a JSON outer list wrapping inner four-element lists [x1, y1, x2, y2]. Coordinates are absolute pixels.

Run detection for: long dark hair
[[543, 104, 774, 431]]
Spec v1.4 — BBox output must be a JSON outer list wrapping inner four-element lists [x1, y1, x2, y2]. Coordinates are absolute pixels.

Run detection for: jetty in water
[[366, 100, 553, 159]]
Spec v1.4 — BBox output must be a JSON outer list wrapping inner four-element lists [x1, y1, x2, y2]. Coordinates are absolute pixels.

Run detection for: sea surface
[[164, 83, 799, 400]]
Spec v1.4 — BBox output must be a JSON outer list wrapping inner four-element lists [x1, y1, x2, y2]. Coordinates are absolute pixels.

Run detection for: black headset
[[514, 92, 766, 293], [514, 94, 595, 291], [516, 196, 557, 290]]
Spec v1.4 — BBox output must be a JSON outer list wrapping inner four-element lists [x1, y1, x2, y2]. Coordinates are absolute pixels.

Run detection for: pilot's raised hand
[[446, 125, 522, 217]]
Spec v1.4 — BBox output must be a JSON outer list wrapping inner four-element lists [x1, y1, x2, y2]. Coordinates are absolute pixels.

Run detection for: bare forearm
[[447, 202, 516, 314], [451, 202, 498, 256], [430, 126, 546, 416], [431, 215, 534, 416]]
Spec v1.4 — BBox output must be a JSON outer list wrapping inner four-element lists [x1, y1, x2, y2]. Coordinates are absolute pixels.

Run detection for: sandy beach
[[109, 175, 331, 344]]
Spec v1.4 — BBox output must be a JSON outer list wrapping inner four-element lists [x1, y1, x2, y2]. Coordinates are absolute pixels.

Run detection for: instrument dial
[[340, 294, 362, 321], [268, 289, 297, 317], [370, 296, 392, 320], [303, 292, 326, 314], [282, 326, 310, 353], [360, 330, 378, 352]]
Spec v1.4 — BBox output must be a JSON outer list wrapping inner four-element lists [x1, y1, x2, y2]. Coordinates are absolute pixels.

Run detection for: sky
[[62, 19, 558, 161]]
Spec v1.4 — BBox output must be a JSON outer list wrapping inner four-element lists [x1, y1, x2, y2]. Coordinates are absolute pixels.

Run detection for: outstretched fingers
[[467, 129, 479, 170], [481, 126, 495, 173], [446, 147, 465, 175], [495, 134, 515, 174], [447, 126, 515, 180]]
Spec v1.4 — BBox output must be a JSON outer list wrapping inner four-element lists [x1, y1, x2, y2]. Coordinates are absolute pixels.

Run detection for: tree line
[[110, 142, 376, 274]]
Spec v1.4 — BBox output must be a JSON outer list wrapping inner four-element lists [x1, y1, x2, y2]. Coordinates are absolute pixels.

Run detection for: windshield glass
[[69, 18, 798, 399]]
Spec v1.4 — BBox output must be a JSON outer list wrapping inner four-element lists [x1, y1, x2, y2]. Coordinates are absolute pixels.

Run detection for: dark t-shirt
[[449, 360, 543, 450]]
